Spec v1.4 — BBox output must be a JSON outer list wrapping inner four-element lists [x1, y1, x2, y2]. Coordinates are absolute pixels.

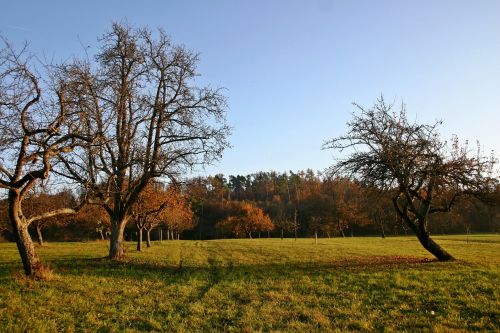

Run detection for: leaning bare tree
[[323, 97, 497, 261], [0, 39, 90, 277], [57, 23, 230, 259]]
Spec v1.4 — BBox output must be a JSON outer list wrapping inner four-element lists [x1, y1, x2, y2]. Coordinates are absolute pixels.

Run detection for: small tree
[[159, 188, 195, 241], [324, 97, 497, 261], [132, 183, 183, 251], [216, 201, 273, 238]]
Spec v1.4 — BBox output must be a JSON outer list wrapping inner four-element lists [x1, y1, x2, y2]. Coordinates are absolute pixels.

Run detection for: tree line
[[183, 170, 498, 242], [2, 169, 498, 246]]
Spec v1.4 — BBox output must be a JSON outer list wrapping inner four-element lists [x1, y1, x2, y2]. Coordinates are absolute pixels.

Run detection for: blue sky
[[2, 0, 499, 176]]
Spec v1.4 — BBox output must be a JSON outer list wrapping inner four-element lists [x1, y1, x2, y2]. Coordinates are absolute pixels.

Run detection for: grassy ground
[[0, 235, 498, 332]]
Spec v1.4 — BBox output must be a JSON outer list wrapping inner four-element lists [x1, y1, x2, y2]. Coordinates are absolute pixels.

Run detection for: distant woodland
[[2, 170, 498, 244]]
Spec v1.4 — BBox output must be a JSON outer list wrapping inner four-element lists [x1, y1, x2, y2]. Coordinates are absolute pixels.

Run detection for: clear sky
[[2, 0, 499, 177]]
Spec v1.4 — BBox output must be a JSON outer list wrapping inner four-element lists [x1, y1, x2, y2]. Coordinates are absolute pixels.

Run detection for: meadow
[[0, 235, 498, 332]]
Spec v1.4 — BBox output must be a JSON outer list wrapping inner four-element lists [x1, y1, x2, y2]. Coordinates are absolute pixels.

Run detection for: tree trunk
[[99, 229, 104, 241], [403, 212, 455, 261], [415, 227, 454, 261], [379, 220, 386, 238], [249, 232, 252, 239], [35, 224, 44, 246], [109, 218, 127, 259], [314, 231, 318, 245], [137, 227, 143, 251], [146, 229, 151, 247], [393, 199, 454, 261], [13, 223, 41, 276], [338, 219, 345, 238], [281, 228, 283, 240], [9, 191, 42, 276], [159, 228, 163, 242], [177, 232, 180, 241]]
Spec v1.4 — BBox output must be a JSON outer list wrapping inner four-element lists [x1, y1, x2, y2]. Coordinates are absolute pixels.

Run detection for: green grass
[[0, 235, 499, 332]]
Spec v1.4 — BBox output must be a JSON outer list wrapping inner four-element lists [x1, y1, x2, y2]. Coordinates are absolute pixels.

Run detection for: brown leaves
[[216, 201, 273, 237], [133, 182, 195, 232]]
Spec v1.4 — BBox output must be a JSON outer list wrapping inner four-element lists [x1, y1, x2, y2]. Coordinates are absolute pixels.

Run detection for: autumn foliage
[[217, 201, 273, 238]]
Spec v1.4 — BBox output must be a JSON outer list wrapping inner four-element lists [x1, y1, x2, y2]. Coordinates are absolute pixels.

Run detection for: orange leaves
[[216, 201, 273, 237], [74, 205, 109, 227], [157, 188, 195, 232], [132, 182, 195, 232]]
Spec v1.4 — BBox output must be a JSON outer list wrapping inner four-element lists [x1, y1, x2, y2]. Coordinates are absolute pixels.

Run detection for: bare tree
[[0, 39, 90, 277], [57, 23, 230, 259], [323, 97, 497, 261]]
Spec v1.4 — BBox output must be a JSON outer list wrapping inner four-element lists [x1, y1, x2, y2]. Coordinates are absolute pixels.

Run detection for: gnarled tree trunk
[[402, 213, 454, 261], [415, 227, 454, 261], [9, 191, 42, 276]]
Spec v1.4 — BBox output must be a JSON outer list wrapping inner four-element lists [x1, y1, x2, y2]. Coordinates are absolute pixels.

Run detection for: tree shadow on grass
[[48, 254, 441, 282]]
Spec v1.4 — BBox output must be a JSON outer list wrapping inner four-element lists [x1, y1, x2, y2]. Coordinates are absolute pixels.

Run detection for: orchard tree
[[132, 181, 173, 250], [217, 201, 273, 238], [160, 187, 195, 241], [324, 97, 497, 261], [57, 23, 230, 259], [0, 40, 90, 276], [132, 183, 155, 251]]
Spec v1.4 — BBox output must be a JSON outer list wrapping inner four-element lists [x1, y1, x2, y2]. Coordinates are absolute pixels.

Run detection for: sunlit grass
[[0, 235, 498, 332]]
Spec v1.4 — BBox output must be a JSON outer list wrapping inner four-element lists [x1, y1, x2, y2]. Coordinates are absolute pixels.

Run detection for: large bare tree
[[0, 39, 90, 277], [57, 23, 230, 259], [323, 97, 497, 261]]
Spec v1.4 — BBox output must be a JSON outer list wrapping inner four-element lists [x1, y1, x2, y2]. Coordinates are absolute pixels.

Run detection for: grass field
[[0, 235, 498, 332]]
